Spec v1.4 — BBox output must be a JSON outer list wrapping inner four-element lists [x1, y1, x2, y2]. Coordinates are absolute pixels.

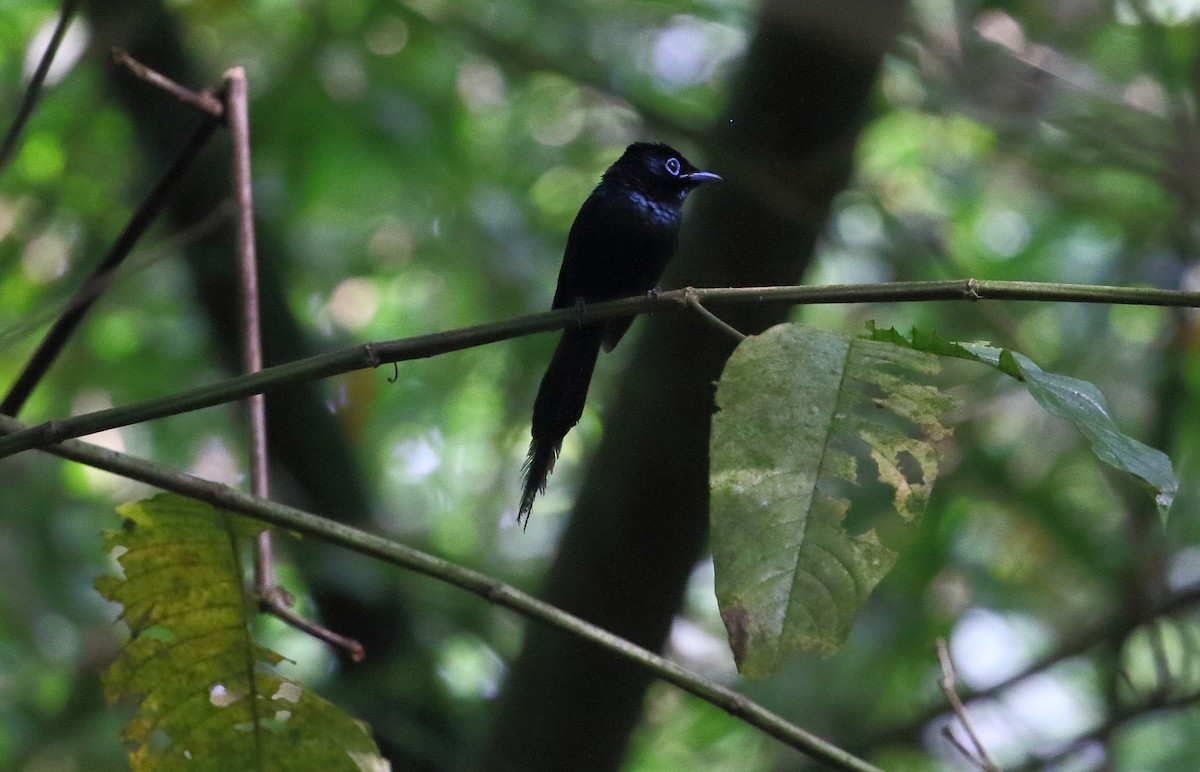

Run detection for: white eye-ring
[[665, 157, 681, 176]]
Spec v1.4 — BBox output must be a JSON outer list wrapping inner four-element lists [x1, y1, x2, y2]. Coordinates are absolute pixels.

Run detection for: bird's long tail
[[519, 326, 604, 526]]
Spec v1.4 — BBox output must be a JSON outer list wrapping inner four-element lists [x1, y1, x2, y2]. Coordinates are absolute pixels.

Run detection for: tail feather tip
[[517, 439, 557, 530]]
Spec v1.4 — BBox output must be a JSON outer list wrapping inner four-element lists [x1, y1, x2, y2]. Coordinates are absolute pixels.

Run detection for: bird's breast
[[623, 189, 683, 228]]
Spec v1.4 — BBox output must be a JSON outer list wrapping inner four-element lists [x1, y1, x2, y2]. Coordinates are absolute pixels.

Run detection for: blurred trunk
[[484, 1, 908, 768]]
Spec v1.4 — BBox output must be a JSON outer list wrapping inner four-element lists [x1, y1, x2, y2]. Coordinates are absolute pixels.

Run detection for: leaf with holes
[[95, 493, 385, 771], [710, 324, 955, 676]]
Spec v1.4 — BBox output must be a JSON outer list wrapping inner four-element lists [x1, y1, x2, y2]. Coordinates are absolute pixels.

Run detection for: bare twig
[[225, 68, 270, 548], [267, 594, 366, 663], [0, 412, 881, 772], [682, 287, 746, 342], [0, 0, 81, 172], [224, 66, 363, 659], [110, 48, 225, 117], [395, 1, 703, 143], [936, 638, 1001, 771], [0, 200, 235, 350], [2, 46, 228, 417], [882, 585, 1200, 751], [1031, 689, 1200, 768], [941, 726, 985, 768], [0, 110, 223, 417]]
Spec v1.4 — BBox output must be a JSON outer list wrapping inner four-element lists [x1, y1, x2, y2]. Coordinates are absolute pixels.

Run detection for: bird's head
[[601, 142, 721, 203]]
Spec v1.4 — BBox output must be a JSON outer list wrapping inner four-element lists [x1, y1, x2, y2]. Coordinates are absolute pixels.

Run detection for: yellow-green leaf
[[95, 493, 386, 771]]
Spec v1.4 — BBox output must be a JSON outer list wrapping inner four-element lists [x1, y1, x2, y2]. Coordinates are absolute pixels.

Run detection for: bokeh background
[[3, 0, 1200, 769]]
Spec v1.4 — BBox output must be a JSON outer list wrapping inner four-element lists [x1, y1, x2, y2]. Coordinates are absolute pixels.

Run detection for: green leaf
[[865, 321, 981, 361], [865, 326, 1176, 520], [710, 324, 955, 676], [95, 493, 386, 771], [961, 342, 1177, 520]]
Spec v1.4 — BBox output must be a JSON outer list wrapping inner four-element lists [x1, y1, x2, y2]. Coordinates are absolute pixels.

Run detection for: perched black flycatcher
[[519, 142, 720, 525]]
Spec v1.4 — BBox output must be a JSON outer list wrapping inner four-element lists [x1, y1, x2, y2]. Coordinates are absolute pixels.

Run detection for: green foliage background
[[3, 0, 1200, 769]]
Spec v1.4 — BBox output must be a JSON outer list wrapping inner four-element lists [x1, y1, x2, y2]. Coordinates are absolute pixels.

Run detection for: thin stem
[[225, 67, 271, 568], [109, 48, 225, 117], [937, 638, 1001, 771], [0, 413, 880, 772], [267, 599, 366, 663], [224, 67, 361, 657], [0, 111, 223, 417], [941, 727, 985, 770], [2, 279, 1200, 457], [0, 0, 81, 173], [0, 200, 235, 351], [396, 3, 701, 144], [682, 287, 746, 341], [881, 585, 1200, 749], [1031, 690, 1200, 768]]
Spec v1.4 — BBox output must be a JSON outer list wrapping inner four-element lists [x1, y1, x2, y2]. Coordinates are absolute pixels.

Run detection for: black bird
[[519, 142, 720, 525]]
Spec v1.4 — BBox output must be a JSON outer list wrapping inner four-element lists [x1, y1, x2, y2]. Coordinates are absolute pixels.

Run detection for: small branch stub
[[684, 287, 746, 342], [936, 638, 1001, 771], [111, 48, 225, 117]]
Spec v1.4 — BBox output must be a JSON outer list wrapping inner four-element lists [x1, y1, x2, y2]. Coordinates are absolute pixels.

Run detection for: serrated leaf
[[865, 321, 980, 361], [711, 324, 954, 676], [95, 493, 386, 771], [960, 342, 1177, 521]]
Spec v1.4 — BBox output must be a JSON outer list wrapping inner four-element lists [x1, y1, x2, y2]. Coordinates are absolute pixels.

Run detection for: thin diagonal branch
[[268, 602, 365, 663], [109, 47, 225, 117], [880, 584, 1200, 749], [2, 279, 1200, 457], [1029, 689, 1200, 768], [0, 0, 81, 172], [0, 199, 235, 351], [684, 287, 746, 341], [0, 412, 881, 772], [0, 109, 223, 417], [937, 638, 1001, 771], [396, 1, 703, 143]]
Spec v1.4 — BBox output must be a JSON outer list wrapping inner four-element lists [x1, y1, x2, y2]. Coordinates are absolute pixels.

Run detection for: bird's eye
[[665, 157, 681, 176]]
